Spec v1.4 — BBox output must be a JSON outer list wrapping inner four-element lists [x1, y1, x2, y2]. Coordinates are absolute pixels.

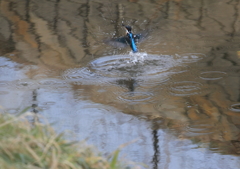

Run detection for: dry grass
[[0, 111, 143, 169]]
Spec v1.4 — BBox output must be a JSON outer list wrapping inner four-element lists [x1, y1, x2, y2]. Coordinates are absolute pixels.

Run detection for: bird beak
[[122, 24, 129, 34]]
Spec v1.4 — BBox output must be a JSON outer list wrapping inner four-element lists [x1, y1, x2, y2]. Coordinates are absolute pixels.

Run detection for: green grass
[[0, 111, 143, 169]]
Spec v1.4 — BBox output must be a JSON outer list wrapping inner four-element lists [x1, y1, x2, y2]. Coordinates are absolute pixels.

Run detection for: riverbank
[[0, 110, 142, 169]]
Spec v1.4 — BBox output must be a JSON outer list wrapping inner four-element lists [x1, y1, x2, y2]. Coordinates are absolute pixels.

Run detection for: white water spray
[[128, 51, 148, 64]]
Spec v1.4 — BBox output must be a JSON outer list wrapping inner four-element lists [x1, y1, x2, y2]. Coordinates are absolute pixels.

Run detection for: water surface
[[0, 0, 240, 168]]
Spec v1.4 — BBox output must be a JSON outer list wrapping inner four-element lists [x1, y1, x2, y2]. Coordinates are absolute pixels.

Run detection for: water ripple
[[62, 67, 104, 85], [63, 54, 180, 86], [0, 91, 8, 95], [229, 103, 240, 112], [170, 81, 203, 96], [185, 123, 215, 136], [38, 78, 66, 86], [175, 53, 206, 63], [117, 91, 154, 104], [0, 81, 10, 87], [38, 101, 56, 110], [15, 79, 36, 89], [199, 71, 227, 80]]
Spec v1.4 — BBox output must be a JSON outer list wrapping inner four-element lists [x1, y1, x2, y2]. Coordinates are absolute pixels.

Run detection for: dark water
[[1, 0, 240, 168]]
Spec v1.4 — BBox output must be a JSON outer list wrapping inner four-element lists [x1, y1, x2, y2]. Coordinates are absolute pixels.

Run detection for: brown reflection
[[0, 0, 239, 65], [0, 0, 176, 69]]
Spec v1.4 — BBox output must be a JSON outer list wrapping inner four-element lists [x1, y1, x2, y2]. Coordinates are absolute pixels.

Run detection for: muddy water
[[1, 0, 240, 168]]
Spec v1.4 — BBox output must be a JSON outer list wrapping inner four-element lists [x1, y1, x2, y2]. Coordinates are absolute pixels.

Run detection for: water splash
[[128, 51, 148, 64], [62, 54, 178, 86]]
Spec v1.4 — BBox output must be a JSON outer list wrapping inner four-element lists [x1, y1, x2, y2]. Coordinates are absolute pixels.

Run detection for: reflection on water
[[1, 0, 240, 168]]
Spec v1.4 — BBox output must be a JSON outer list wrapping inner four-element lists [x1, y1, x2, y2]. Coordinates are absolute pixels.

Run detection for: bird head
[[122, 24, 132, 34]]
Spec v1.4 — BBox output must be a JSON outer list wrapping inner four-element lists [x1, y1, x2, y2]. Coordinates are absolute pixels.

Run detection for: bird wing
[[104, 36, 129, 48], [133, 29, 149, 43], [104, 29, 149, 48]]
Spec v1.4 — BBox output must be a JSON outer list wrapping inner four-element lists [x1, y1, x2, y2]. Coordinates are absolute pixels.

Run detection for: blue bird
[[105, 24, 147, 53], [122, 25, 139, 53]]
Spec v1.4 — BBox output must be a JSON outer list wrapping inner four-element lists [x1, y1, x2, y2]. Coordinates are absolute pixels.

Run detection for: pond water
[[0, 0, 240, 168]]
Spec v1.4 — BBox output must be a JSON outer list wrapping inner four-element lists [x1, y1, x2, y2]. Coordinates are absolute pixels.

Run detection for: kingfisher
[[122, 25, 139, 53], [105, 24, 147, 53]]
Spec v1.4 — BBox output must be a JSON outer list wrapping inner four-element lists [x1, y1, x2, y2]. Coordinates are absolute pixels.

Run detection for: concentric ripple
[[199, 71, 227, 80], [117, 91, 154, 104], [62, 53, 205, 90], [185, 123, 215, 136], [89, 55, 136, 78], [170, 81, 203, 96], [62, 67, 99, 85], [63, 53, 180, 86]]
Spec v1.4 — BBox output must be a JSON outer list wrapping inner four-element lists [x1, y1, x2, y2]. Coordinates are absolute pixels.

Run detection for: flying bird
[[105, 24, 147, 53]]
